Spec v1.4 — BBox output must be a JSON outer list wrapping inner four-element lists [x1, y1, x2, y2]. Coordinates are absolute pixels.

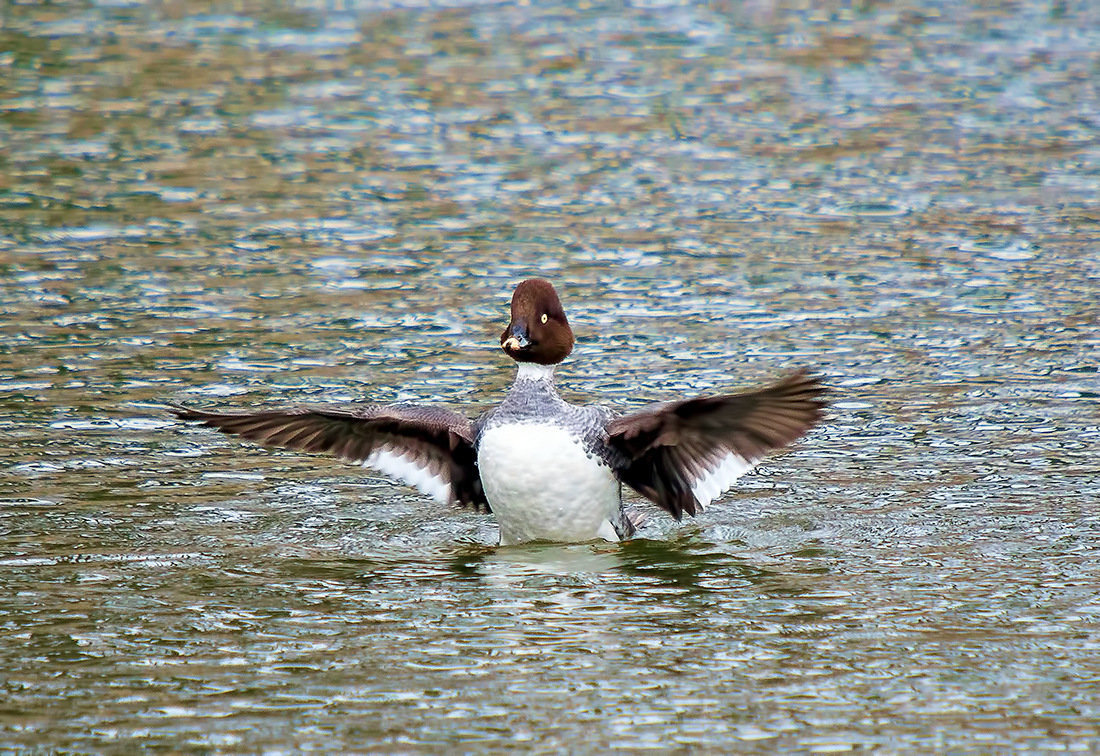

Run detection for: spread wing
[[169, 403, 487, 511], [605, 371, 826, 519]]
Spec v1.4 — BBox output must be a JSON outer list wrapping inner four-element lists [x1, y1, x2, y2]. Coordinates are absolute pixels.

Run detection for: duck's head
[[500, 278, 575, 365]]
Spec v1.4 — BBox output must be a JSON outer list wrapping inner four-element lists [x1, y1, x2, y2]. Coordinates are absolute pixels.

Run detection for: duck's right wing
[[169, 403, 488, 511]]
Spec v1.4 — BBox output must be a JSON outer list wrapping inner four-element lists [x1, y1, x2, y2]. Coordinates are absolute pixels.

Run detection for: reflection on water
[[2, 0, 1099, 751]]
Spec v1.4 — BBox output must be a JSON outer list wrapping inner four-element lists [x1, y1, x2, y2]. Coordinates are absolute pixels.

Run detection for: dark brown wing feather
[[605, 370, 827, 519], [168, 403, 487, 511]]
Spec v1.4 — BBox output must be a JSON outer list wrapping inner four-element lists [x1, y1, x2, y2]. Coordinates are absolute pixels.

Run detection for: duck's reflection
[[444, 530, 783, 598]]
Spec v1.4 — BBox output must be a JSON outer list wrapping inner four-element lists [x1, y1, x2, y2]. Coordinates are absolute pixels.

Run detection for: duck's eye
[[540, 313, 548, 324]]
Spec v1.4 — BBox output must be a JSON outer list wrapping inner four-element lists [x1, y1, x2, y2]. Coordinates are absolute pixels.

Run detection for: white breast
[[477, 422, 621, 545]]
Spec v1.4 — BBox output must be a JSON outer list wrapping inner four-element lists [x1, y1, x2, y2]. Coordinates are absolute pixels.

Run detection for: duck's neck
[[515, 362, 557, 384]]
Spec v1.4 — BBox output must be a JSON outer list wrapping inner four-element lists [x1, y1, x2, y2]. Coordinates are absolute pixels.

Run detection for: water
[[2, 0, 1099, 751]]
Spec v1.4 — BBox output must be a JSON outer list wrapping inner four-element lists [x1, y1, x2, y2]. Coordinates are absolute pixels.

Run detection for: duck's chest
[[476, 420, 620, 545]]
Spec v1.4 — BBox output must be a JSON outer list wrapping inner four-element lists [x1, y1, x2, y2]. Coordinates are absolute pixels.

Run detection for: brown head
[[500, 279, 575, 365]]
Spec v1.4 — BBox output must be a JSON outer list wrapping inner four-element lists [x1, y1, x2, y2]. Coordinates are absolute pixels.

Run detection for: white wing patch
[[690, 450, 754, 510], [363, 448, 451, 505]]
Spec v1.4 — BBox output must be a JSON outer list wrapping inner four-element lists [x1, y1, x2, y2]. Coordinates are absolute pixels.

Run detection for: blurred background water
[[1, 0, 1098, 751]]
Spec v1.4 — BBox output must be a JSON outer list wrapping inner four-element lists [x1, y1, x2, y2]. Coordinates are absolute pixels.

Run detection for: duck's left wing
[[605, 371, 826, 520], [169, 403, 487, 510]]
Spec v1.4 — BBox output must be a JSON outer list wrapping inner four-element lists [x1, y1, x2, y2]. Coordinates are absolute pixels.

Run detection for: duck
[[170, 278, 826, 545]]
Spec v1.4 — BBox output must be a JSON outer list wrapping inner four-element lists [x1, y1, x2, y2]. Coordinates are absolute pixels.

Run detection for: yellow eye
[[540, 313, 548, 324]]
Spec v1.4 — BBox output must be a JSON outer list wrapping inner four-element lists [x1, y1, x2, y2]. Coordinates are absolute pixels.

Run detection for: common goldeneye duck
[[170, 278, 826, 545]]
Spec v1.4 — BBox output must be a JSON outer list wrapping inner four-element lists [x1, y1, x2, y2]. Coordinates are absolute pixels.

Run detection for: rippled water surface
[[2, 0, 1099, 751]]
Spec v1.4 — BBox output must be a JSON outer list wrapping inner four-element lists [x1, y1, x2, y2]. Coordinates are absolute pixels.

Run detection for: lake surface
[[2, 0, 1099, 751]]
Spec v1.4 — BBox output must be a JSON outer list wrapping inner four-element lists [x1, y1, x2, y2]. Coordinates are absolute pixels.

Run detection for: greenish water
[[2, 1, 1098, 751]]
